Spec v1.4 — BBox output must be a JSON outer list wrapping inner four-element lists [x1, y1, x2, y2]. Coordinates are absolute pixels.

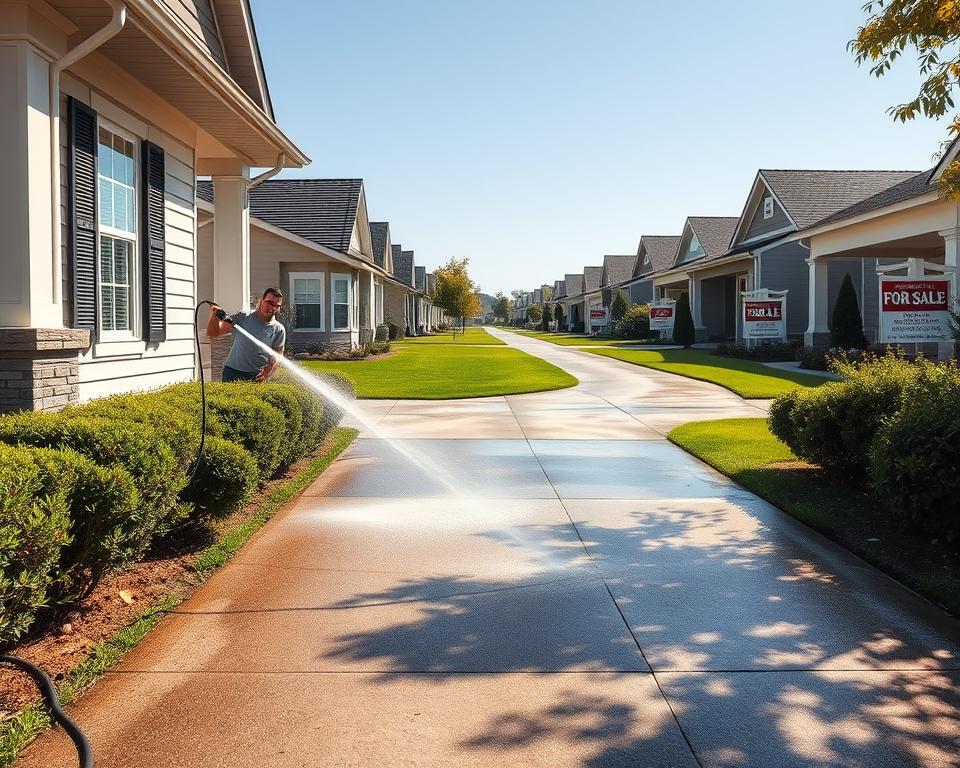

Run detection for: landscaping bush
[[611, 291, 628, 326], [230, 382, 304, 471], [672, 293, 695, 347], [0, 453, 71, 646], [798, 346, 831, 371], [310, 370, 356, 437], [368, 340, 391, 355], [179, 435, 257, 522], [870, 361, 960, 543], [614, 303, 650, 339], [553, 303, 564, 329], [831, 273, 867, 349], [387, 322, 403, 340], [715, 342, 798, 362], [768, 350, 922, 475]]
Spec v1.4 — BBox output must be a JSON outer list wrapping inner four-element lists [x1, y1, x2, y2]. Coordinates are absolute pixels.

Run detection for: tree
[[527, 303, 543, 325], [611, 291, 628, 326], [541, 285, 554, 302], [541, 304, 551, 331], [434, 257, 483, 336], [851, 1, 960, 196], [493, 292, 512, 323], [672, 293, 695, 347], [553, 302, 564, 331], [831, 273, 867, 349]]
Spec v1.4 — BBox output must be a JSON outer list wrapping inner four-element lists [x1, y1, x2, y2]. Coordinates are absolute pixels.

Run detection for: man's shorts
[[222, 365, 257, 383]]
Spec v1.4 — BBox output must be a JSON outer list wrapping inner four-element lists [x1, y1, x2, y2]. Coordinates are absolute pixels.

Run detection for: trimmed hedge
[[614, 304, 650, 339], [180, 435, 257, 521]]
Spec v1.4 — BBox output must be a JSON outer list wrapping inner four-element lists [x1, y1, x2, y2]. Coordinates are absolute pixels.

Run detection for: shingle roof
[[688, 217, 740, 261], [390, 244, 402, 278], [369, 222, 389, 268], [554, 279, 566, 298], [641, 236, 682, 274], [601, 255, 635, 287], [197, 179, 363, 254], [564, 273, 584, 296], [395, 249, 415, 287], [804, 169, 935, 230], [582, 266, 603, 292], [415, 266, 426, 291], [761, 169, 921, 231]]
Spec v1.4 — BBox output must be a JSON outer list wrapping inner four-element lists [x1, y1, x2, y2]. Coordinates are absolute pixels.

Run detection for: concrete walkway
[[21, 329, 960, 767]]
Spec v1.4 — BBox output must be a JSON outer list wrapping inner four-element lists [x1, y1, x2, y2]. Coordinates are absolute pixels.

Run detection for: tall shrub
[[611, 291, 628, 326], [553, 302, 564, 330], [614, 304, 650, 339], [672, 293, 695, 347], [831, 273, 867, 349], [541, 305, 551, 332]]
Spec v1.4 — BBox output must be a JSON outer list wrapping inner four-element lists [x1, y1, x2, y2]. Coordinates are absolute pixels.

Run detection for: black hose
[[191, 301, 234, 482], [0, 655, 92, 768]]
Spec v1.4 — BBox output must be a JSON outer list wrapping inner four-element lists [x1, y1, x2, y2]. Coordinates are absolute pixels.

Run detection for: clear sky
[[252, 0, 948, 296]]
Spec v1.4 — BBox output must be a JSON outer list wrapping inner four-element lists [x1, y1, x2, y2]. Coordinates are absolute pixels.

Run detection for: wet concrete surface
[[19, 328, 960, 767]]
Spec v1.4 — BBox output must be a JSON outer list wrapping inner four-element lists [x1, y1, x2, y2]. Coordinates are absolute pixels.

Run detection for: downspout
[[50, 0, 127, 309], [247, 153, 284, 190]]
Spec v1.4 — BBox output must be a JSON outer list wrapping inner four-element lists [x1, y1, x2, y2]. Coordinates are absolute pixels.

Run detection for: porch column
[[939, 226, 960, 359], [210, 169, 250, 377], [804, 257, 830, 347], [689, 274, 706, 341]]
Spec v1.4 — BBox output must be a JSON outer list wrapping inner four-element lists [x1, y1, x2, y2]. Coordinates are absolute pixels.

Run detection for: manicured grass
[[586, 348, 825, 398], [401, 327, 504, 345], [669, 418, 960, 616], [511, 329, 656, 346], [304, 344, 577, 398]]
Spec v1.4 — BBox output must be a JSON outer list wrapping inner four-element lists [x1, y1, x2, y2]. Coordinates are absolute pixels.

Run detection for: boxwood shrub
[[180, 435, 257, 522]]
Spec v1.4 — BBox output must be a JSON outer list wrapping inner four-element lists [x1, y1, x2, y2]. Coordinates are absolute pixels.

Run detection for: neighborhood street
[[20, 329, 960, 768]]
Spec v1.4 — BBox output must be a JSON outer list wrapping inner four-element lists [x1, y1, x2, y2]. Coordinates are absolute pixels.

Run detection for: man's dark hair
[[263, 287, 283, 301]]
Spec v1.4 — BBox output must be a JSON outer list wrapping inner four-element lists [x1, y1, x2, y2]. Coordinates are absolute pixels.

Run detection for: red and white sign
[[590, 306, 607, 326], [649, 301, 675, 334], [879, 277, 952, 343], [742, 296, 786, 340]]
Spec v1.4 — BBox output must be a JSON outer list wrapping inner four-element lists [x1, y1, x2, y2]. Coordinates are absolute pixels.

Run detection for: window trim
[[331, 271, 353, 331], [289, 271, 326, 332], [763, 196, 774, 220], [96, 119, 140, 342]]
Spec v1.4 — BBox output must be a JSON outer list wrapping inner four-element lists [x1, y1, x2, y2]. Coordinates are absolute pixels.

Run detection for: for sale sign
[[649, 302, 675, 334], [743, 297, 786, 340], [879, 277, 952, 343], [590, 306, 607, 325]]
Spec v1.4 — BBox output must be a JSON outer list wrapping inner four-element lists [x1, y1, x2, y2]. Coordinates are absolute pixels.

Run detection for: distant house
[[197, 178, 400, 363], [0, 0, 308, 411], [560, 273, 585, 331], [622, 236, 680, 305], [599, 255, 636, 332], [392, 248, 419, 336], [578, 266, 604, 334]]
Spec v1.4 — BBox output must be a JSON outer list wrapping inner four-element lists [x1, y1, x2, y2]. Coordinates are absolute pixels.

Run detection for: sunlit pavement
[[21, 329, 960, 767]]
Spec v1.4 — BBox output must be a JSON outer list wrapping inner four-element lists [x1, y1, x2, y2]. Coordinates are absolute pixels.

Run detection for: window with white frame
[[97, 125, 137, 335], [374, 281, 384, 325], [763, 196, 774, 219], [686, 233, 704, 261], [290, 273, 325, 330], [332, 273, 352, 330]]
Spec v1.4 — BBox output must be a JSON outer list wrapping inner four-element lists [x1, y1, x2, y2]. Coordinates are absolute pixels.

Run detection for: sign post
[[877, 259, 956, 345], [741, 288, 787, 346], [649, 298, 676, 339]]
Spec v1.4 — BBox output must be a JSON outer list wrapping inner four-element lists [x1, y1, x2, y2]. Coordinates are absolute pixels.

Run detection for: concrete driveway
[[20, 329, 960, 767]]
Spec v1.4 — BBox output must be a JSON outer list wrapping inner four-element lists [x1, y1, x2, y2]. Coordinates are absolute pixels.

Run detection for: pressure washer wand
[[190, 300, 235, 482], [0, 655, 92, 768]]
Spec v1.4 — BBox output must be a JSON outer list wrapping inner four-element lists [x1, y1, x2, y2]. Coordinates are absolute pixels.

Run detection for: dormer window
[[763, 196, 774, 219], [687, 233, 704, 261]]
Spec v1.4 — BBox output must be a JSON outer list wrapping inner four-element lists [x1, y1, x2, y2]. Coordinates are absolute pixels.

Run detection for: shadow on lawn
[[317, 503, 960, 766]]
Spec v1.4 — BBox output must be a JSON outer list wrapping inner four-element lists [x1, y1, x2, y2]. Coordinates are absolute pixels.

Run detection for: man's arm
[[254, 345, 284, 382], [206, 304, 234, 338]]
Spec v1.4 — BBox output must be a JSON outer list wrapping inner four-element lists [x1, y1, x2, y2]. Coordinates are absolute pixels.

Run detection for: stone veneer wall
[[0, 328, 90, 413]]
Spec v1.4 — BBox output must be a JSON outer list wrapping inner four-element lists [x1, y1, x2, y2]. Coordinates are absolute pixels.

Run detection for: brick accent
[[210, 335, 233, 382], [359, 328, 374, 345], [0, 328, 90, 413]]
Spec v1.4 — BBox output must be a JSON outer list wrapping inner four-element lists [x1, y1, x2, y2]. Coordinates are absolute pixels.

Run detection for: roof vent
[[763, 196, 774, 219]]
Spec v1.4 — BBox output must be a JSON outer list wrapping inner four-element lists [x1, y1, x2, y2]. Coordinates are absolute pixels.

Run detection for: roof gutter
[[50, 0, 127, 309]]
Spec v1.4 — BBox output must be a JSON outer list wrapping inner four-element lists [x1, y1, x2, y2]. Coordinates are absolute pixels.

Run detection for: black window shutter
[[141, 141, 166, 343], [67, 96, 98, 331]]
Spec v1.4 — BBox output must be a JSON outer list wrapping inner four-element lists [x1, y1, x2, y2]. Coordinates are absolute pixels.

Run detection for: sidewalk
[[19, 329, 960, 767]]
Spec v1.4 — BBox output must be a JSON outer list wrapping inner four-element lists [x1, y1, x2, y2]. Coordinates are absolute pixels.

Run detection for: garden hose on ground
[[191, 301, 235, 481], [0, 655, 92, 768]]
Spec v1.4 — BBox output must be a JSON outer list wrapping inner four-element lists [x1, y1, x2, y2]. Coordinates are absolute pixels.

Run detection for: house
[[785, 160, 959, 356], [623, 236, 681, 305], [561, 273, 585, 331], [651, 217, 740, 341], [393, 248, 420, 336], [197, 178, 404, 362], [719, 169, 920, 342], [579, 266, 604, 334], [0, 0, 308, 412], [599, 254, 636, 332], [383, 243, 415, 337], [551, 280, 567, 328]]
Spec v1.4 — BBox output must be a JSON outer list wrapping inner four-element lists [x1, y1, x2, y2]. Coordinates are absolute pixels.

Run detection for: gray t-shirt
[[224, 311, 286, 373]]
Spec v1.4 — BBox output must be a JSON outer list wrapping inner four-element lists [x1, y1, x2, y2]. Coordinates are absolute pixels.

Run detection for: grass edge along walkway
[[508, 329, 657, 347], [0, 427, 358, 768], [400, 327, 505, 345], [668, 418, 960, 617], [587, 347, 825, 398], [305, 345, 577, 399]]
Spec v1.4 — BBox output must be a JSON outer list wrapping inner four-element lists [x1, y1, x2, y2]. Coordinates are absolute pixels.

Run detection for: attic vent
[[763, 196, 774, 219]]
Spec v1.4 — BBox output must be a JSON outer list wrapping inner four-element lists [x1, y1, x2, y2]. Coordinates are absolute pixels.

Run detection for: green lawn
[[402, 327, 505, 345], [586, 348, 825, 398], [511, 330, 655, 346], [669, 418, 960, 616], [303, 344, 577, 398]]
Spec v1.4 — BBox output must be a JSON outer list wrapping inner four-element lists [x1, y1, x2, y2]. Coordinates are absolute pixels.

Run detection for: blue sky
[[252, 0, 948, 296]]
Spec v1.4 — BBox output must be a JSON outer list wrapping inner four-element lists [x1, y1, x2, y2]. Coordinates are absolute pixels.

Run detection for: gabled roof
[[554, 279, 566, 299], [564, 273, 584, 296], [369, 222, 390, 268], [396, 250, 416, 288], [415, 266, 426, 291], [803, 169, 935, 231], [688, 217, 739, 261], [633, 236, 681, 277], [582, 266, 603, 293], [198, 178, 363, 254], [601, 255, 635, 287], [214, 0, 275, 118]]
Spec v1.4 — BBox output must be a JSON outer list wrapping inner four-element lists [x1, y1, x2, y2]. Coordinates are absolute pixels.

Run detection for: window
[[97, 125, 137, 335], [332, 273, 352, 330], [686, 233, 704, 261], [290, 272, 325, 330], [374, 281, 384, 325], [763, 196, 774, 219]]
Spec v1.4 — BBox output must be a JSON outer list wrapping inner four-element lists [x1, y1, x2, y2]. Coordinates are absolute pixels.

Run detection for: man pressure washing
[[207, 288, 287, 382]]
